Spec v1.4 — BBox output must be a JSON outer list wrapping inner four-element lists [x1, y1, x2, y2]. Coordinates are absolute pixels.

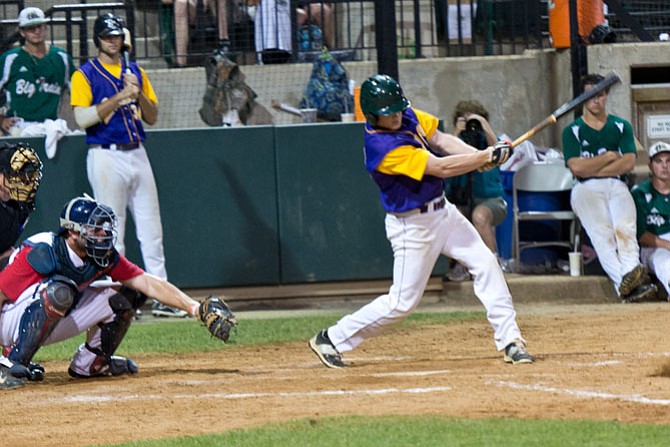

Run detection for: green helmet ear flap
[[359, 74, 410, 125]]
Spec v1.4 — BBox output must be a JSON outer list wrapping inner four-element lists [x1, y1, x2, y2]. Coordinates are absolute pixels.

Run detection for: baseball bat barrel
[[510, 72, 621, 148]]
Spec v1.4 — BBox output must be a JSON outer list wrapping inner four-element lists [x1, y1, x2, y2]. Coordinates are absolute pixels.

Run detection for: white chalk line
[[371, 369, 451, 377], [490, 380, 670, 406], [60, 386, 453, 404]]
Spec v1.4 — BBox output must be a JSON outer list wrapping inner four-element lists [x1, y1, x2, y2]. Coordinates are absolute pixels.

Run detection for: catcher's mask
[[360, 74, 410, 127], [60, 195, 118, 267], [0, 142, 42, 209], [93, 13, 125, 48]]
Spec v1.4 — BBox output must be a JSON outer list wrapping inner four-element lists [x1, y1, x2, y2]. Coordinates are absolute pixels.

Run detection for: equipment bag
[[299, 49, 354, 121]]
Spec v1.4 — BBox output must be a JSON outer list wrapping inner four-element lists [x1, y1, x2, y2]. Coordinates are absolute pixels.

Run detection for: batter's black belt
[[390, 196, 447, 217], [577, 176, 621, 183], [91, 142, 141, 151]]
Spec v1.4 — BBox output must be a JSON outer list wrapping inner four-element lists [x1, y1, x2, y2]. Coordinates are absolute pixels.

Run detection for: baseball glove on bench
[[199, 296, 238, 342]]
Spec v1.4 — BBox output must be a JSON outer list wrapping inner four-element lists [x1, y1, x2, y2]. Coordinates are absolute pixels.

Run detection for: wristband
[[190, 302, 199, 317]]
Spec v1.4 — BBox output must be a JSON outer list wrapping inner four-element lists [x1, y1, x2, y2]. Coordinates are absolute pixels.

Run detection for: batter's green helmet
[[359, 74, 410, 126]]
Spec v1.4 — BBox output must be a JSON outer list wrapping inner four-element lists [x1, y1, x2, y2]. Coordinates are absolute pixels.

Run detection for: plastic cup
[[300, 108, 317, 123], [341, 113, 355, 122], [568, 252, 583, 277]]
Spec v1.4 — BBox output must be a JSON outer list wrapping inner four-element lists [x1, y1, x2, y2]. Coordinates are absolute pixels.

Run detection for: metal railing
[[0, 0, 668, 68]]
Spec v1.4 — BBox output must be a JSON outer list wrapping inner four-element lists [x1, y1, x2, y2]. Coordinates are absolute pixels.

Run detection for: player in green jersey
[[0, 7, 74, 136], [631, 141, 670, 299]]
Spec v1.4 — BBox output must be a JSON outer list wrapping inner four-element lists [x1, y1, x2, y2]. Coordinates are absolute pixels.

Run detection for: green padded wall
[[3, 122, 447, 288], [274, 122, 391, 283]]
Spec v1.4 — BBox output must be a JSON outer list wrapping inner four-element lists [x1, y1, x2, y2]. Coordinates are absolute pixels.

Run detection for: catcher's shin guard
[[68, 287, 144, 378], [8, 277, 76, 380]]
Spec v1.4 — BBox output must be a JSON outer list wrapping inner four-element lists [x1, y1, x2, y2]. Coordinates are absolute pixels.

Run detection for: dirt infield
[[5, 302, 670, 446]]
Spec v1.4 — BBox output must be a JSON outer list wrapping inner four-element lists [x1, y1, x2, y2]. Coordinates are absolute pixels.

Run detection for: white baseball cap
[[18, 7, 49, 28], [649, 141, 670, 158]]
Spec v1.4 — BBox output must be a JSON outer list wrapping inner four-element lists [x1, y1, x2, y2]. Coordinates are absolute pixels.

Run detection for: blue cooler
[[496, 170, 564, 266]]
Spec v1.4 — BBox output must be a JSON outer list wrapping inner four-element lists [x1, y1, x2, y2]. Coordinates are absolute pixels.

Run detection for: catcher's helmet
[[93, 13, 125, 48], [60, 195, 118, 267], [0, 142, 42, 210], [359, 74, 410, 126]]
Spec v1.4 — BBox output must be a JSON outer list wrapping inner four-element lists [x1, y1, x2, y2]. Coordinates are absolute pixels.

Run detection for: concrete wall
[[148, 49, 573, 150], [148, 42, 670, 151]]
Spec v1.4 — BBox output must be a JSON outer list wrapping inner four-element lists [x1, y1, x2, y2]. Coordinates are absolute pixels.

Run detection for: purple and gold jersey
[[364, 107, 443, 213], [71, 59, 157, 145]]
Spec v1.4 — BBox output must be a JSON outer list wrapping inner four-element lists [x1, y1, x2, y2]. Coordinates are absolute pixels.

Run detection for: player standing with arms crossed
[[562, 73, 655, 303], [70, 13, 185, 317], [309, 74, 535, 368]]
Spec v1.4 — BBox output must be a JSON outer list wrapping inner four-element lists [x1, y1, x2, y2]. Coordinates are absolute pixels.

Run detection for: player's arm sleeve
[[376, 146, 429, 181], [631, 188, 648, 239], [413, 108, 439, 139], [620, 121, 637, 155], [109, 254, 145, 282], [561, 125, 581, 163], [70, 70, 93, 107], [140, 68, 158, 104]]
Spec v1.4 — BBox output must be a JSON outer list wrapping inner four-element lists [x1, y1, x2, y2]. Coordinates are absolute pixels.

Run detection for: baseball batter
[[70, 14, 184, 317], [309, 74, 535, 368], [631, 141, 670, 297], [562, 73, 655, 303], [0, 195, 236, 390], [0, 7, 74, 135]]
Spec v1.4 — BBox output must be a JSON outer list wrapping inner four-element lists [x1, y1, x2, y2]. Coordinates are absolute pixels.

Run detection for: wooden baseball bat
[[511, 72, 621, 148]]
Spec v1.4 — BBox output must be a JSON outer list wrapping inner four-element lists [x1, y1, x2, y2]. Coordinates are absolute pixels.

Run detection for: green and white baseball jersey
[[631, 179, 670, 238], [562, 114, 636, 173], [0, 45, 74, 121]]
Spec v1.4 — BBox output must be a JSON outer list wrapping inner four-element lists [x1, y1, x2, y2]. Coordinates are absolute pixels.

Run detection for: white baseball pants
[[328, 201, 523, 353], [570, 178, 640, 295]]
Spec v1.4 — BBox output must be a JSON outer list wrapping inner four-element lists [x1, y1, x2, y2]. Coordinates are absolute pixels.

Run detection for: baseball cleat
[[503, 339, 535, 364], [0, 364, 25, 390], [621, 283, 658, 303], [618, 265, 646, 297], [151, 302, 188, 318], [309, 329, 345, 369]]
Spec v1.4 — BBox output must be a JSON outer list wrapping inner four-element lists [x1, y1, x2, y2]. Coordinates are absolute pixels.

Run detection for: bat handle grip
[[123, 51, 131, 74]]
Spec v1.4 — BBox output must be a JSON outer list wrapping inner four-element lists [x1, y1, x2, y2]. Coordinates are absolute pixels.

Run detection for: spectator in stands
[[631, 141, 670, 298], [562, 73, 655, 303], [252, 0, 292, 64], [297, 2, 334, 49], [445, 100, 507, 281], [174, 0, 231, 67], [0, 7, 74, 137]]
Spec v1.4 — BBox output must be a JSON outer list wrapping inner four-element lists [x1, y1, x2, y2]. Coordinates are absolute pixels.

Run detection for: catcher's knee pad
[[7, 277, 76, 376], [40, 275, 77, 318]]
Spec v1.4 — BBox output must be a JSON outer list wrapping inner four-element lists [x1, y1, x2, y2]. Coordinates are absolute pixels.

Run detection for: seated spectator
[[631, 141, 670, 298], [174, 0, 231, 67], [297, 2, 334, 49], [445, 100, 507, 281], [0, 7, 74, 139], [252, 0, 292, 64]]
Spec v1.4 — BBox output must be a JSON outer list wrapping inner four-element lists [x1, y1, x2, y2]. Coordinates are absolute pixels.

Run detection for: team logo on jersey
[[19, 66, 28, 72], [647, 213, 666, 227]]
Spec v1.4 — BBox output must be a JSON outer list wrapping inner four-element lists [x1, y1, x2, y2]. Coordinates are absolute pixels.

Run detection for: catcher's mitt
[[199, 296, 238, 342]]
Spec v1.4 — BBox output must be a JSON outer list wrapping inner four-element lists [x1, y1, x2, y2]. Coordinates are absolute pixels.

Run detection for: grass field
[[31, 308, 670, 447]]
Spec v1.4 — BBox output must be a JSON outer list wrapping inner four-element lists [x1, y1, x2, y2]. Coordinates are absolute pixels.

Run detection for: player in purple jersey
[[309, 74, 535, 368]]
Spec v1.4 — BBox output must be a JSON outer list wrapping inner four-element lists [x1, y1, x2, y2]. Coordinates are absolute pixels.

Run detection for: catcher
[[0, 142, 42, 267], [0, 195, 236, 390], [310, 74, 534, 368]]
